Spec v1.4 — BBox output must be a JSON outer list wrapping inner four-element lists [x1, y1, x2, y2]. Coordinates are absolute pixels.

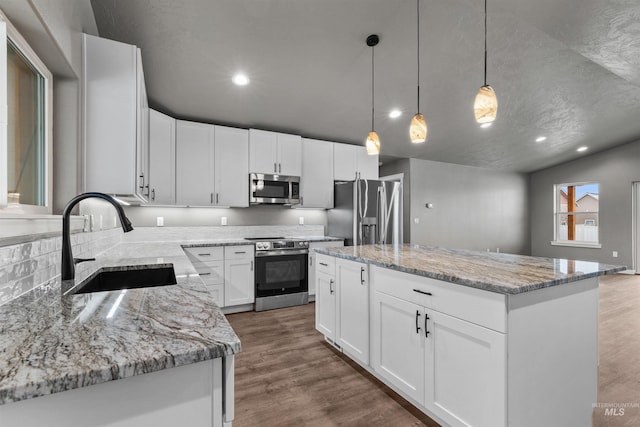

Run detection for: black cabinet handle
[[329, 279, 334, 294], [235, 251, 246, 254], [360, 267, 365, 285], [199, 272, 211, 276], [319, 262, 328, 267], [425, 313, 430, 338], [198, 253, 211, 256], [415, 310, 421, 334], [413, 289, 433, 296]]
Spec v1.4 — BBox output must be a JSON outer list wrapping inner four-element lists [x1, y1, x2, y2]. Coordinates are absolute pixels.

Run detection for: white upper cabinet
[[300, 138, 334, 208], [249, 129, 301, 176], [148, 109, 175, 205], [176, 120, 214, 206], [333, 143, 378, 181], [83, 34, 149, 202], [214, 126, 249, 207], [176, 120, 248, 207]]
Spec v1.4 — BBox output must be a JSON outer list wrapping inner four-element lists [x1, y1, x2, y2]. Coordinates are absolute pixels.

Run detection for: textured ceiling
[[90, 0, 640, 172]]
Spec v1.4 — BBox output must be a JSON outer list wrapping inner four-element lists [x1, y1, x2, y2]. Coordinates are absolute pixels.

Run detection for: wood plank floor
[[227, 274, 640, 427]]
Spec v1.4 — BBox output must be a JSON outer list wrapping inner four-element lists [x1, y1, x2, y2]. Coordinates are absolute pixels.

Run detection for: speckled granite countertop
[[315, 244, 626, 295], [0, 241, 241, 405]]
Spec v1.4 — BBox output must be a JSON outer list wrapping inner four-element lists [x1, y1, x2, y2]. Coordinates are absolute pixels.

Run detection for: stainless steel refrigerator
[[327, 179, 403, 246]]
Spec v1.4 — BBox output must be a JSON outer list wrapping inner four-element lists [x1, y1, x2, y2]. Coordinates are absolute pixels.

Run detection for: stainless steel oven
[[250, 174, 300, 205], [247, 238, 309, 311]]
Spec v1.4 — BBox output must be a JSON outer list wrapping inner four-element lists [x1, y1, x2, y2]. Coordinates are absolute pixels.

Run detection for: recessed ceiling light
[[480, 123, 492, 128], [389, 109, 402, 119], [232, 73, 249, 86], [535, 136, 547, 142], [577, 146, 588, 152]]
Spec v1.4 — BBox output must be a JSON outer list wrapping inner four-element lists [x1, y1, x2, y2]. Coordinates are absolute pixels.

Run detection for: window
[[552, 182, 600, 248], [0, 10, 52, 214]]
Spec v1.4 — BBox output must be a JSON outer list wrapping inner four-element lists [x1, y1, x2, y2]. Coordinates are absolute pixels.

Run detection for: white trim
[[0, 8, 53, 214], [550, 241, 602, 249], [618, 270, 635, 275]]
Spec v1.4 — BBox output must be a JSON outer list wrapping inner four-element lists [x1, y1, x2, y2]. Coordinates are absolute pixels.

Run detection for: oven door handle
[[255, 249, 309, 257]]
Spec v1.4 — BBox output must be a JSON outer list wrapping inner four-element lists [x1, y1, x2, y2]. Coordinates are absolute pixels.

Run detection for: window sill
[[550, 241, 602, 249]]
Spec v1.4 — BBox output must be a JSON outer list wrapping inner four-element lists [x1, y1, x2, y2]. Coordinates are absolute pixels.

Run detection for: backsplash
[[122, 225, 325, 242], [0, 228, 122, 306]]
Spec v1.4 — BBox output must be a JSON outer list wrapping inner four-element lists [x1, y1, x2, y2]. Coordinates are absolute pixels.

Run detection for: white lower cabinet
[[370, 265, 506, 427], [308, 240, 344, 298], [315, 256, 369, 366], [224, 246, 255, 307]]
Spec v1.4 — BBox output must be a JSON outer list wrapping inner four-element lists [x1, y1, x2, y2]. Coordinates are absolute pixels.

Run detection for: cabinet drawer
[[206, 284, 224, 307], [183, 246, 224, 262], [371, 266, 506, 333], [315, 254, 336, 276], [224, 245, 254, 260], [197, 260, 224, 285]]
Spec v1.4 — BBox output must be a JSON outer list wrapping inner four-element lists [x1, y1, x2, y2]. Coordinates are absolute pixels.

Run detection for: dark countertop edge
[[314, 249, 627, 295], [0, 341, 240, 405]]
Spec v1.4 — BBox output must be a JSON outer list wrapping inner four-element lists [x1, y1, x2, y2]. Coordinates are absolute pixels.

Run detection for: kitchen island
[[314, 244, 625, 427], [0, 241, 243, 427]]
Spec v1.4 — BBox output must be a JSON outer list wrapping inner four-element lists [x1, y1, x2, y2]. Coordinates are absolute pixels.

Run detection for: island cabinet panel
[[315, 271, 336, 338], [371, 290, 425, 403], [370, 264, 507, 427], [425, 310, 506, 427], [335, 258, 369, 365], [308, 241, 344, 298]]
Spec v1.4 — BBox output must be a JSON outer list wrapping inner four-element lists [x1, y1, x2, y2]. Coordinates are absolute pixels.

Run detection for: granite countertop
[[0, 241, 241, 405], [315, 244, 626, 295]]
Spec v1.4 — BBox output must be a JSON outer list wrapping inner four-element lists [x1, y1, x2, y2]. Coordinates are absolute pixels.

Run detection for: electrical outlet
[[221, 217, 228, 226], [113, 216, 116, 228], [496, 248, 500, 253], [157, 217, 164, 227], [89, 215, 95, 232], [99, 215, 103, 230], [612, 251, 618, 258], [414, 217, 420, 224], [299, 216, 304, 225]]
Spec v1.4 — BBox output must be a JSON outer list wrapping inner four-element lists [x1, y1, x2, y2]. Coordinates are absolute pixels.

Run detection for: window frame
[[551, 182, 602, 249], [0, 9, 53, 215]]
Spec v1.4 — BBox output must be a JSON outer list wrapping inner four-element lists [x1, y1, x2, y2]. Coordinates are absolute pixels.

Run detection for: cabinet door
[[148, 109, 175, 205], [336, 259, 369, 365], [83, 34, 138, 196], [300, 139, 334, 208], [371, 291, 425, 404], [176, 121, 214, 205], [214, 126, 249, 207], [425, 310, 506, 427], [224, 258, 255, 306], [356, 146, 379, 180], [315, 272, 335, 339], [333, 143, 357, 181], [135, 48, 150, 201], [276, 133, 302, 176], [249, 129, 277, 174]]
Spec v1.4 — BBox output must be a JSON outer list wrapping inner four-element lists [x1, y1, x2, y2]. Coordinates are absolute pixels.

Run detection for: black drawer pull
[[198, 253, 212, 256], [235, 251, 246, 254], [199, 272, 211, 276], [413, 289, 432, 296], [415, 310, 421, 334], [319, 262, 328, 267]]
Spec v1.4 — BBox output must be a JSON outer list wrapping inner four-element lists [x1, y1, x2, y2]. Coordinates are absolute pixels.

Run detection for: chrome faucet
[[61, 192, 134, 281]]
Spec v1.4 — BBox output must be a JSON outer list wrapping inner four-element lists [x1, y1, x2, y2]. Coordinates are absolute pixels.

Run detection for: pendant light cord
[[417, 0, 420, 113], [484, 0, 487, 86], [371, 44, 375, 131]]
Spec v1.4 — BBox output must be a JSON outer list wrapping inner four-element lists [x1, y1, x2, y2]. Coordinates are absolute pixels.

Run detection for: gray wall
[[380, 158, 411, 243], [122, 205, 328, 229], [530, 139, 640, 269], [408, 158, 530, 254]]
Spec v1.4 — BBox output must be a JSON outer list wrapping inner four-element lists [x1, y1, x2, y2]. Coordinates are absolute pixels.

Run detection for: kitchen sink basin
[[74, 265, 177, 294]]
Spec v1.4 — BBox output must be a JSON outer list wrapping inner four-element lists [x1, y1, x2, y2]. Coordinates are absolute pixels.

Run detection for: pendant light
[[410, 0, 427, 143], [366, 34, 381, 155], [474, 0, 497, 124]]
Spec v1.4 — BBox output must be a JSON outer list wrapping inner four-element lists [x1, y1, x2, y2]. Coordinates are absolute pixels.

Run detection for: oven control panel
[[255, 240, 309, 251]]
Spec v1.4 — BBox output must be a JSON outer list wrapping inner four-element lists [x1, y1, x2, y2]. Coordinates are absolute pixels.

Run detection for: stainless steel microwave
[[250, 173, 300, 205]]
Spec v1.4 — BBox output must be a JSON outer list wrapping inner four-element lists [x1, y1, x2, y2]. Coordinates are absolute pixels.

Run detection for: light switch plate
[[299, 217, 304, 225], [157, 217, 164, 227], [221, 217, 228, 226]]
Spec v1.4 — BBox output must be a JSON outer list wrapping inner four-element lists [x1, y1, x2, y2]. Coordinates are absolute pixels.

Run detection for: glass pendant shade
[[366, 131, 381, 155], [410, 113, 427, 143], [474, 85, 497, 124]]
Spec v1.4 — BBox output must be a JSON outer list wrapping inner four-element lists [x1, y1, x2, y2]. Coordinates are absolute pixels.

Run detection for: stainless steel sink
[[74, 265, 177, 294]]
